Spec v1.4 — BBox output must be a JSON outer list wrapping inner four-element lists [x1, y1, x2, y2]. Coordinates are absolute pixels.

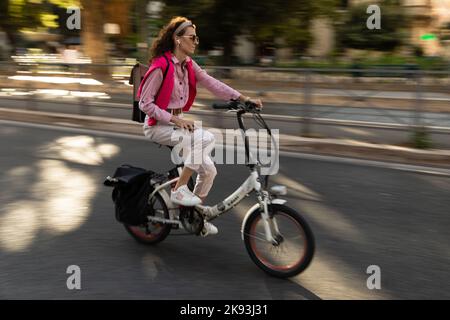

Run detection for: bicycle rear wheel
[[243, 204, 315, 278], [124, 193, 171, 245]]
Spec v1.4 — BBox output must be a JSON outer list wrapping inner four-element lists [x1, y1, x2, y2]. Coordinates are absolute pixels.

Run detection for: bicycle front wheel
[[243, 204, 315, 278]]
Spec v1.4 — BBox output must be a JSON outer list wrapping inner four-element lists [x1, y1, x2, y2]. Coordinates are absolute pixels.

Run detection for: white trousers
[[143, 123, 217, 199]]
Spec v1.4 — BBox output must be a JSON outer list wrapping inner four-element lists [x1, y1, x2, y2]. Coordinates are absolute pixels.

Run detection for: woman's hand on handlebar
[[250, 98, 263, 110], [171, 116, 195, 132], [240, 95, 263, 110]]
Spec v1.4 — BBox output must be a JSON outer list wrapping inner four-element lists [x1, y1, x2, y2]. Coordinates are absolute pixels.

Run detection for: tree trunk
[[80, 0, 106, 63], [80, 0, 109, 80], [0, 26, 17, 58], [0, 1, 16, 58], [105, 0, 133, 38]]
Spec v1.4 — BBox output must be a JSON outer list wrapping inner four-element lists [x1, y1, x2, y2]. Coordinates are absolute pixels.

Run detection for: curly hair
[[149, 16, 195, 62]]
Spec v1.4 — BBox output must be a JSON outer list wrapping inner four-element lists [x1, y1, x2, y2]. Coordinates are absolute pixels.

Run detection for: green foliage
[[161, 0, 340, 64], [273, 54, 447, 71], [337, 1, 407, 52], [411, 127, 432, 149], [47, 0, 80, 7], [3, 0, 43, 30], [1, 0, 80, 36]]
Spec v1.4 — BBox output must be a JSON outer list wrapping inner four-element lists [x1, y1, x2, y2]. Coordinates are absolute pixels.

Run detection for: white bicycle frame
[[147, 104, 286, 243], [148, 165, 287, 243]]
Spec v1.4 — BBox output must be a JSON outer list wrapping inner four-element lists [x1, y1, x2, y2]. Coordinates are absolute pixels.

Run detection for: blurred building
[[333, 0, 450, 57]]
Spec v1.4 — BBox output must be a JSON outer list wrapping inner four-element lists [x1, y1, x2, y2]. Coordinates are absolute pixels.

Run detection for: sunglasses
[[180, 35, 200, 44]]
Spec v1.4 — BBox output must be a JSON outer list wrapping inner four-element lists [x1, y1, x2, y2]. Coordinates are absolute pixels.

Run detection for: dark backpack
[[129, 55, 171, 123], [104, 164, 156, 225]]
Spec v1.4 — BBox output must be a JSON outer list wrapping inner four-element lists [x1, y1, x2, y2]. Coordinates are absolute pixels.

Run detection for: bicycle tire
[[124, 171, 194, 245], [124, 192, 172, 245], [243, 204, 315, 278]]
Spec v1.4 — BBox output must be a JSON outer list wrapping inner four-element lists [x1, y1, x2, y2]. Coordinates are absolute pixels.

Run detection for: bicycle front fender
[[240, 203, 260, 241]]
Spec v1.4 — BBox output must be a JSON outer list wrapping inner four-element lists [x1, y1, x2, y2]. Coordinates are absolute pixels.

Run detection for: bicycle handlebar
[[211, 99, 275, 185], [212, 99, 261, 112], [211, 103, 230, 110]]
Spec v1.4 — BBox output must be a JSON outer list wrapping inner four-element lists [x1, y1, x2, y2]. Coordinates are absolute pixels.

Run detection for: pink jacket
[[137, 51, 197, 126]]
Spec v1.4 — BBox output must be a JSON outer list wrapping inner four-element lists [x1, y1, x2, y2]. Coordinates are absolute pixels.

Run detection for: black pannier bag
[[104, 164, 156, 226]]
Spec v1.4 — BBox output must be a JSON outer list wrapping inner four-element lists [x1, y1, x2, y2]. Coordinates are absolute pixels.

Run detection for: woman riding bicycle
[[138, 17, 262, 236]]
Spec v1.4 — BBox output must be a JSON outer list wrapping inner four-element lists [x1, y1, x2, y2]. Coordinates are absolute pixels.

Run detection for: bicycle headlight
[[270, 185, 287, 196]]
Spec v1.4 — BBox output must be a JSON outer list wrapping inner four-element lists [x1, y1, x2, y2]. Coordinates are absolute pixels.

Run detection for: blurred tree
[[1, 0, 340, 63], [440, 22, 450, 41], [0, 0, 45, 48], [337, 0, 407, 52], [162, 0, 339, 65], [79, 0, 106, 63], [105, 0, 134, 42], [162, 0, 239, 64], [0, 0, 81, 54], [81, 0, 134, 62], [246, 0, 338, 56], [0, 0, 137, 62]]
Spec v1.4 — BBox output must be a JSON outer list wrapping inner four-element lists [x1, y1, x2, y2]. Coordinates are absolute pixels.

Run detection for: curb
[[2, 96, 450, 134], [1, 107, 449, 168], [279, 135, 450, 168]]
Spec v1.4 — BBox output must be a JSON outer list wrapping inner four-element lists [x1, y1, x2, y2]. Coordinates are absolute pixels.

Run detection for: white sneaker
[[200, 221, 219, 237], [170, 185, 202, 207]]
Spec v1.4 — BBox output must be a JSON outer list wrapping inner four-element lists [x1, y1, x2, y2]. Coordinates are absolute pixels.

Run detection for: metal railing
[[0, 61, 449, 147]]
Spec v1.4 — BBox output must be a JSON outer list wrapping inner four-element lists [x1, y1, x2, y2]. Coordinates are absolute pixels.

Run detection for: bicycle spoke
[[284, 235, 303, 240], [243, 232, 272, 244]]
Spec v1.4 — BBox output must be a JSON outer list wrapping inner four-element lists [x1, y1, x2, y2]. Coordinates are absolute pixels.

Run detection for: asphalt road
[[0, 121, 449, 299]]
